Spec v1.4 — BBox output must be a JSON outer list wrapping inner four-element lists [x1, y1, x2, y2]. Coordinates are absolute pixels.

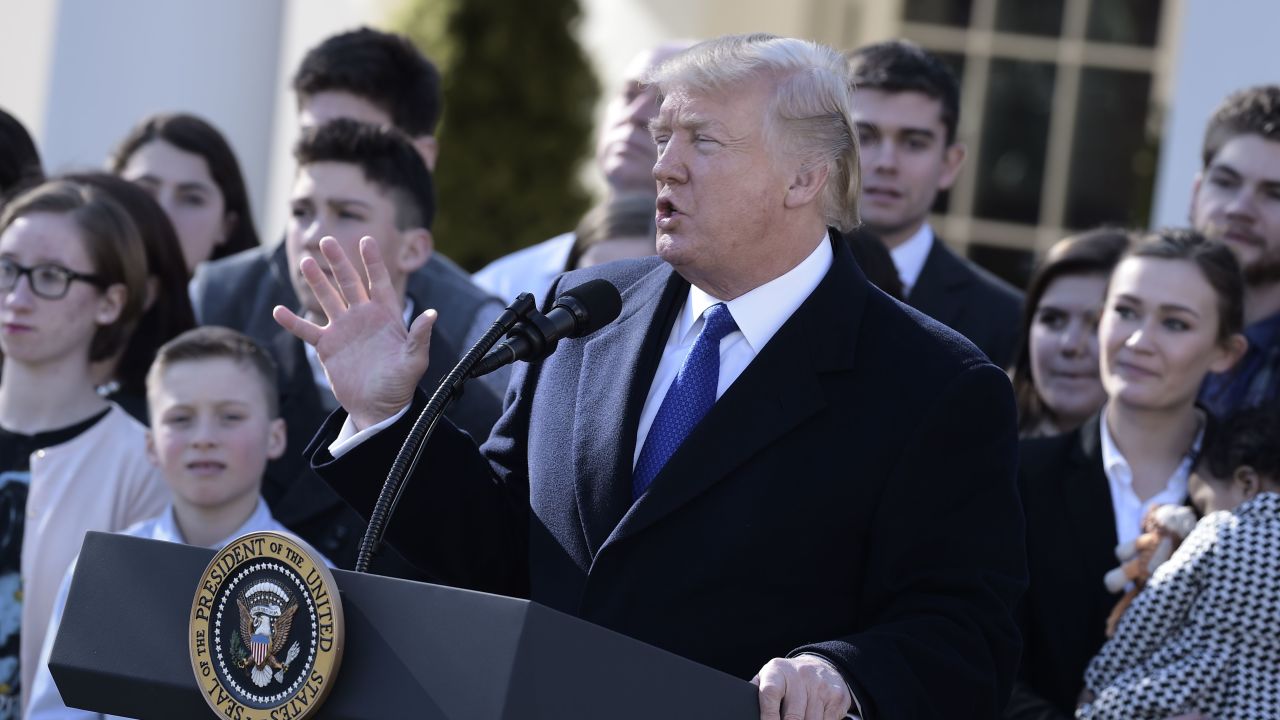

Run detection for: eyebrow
[[323, 198, 375, 214], [1115, 293, 1202, 318], [856, 121, 938, 141], [649, 112, 727, 138], [1209, 161, 1280, 191]]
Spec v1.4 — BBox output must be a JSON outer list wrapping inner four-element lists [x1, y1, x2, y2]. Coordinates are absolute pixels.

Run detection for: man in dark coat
[[846, 40, 1023, 367], [278, 34, 1026, 719]]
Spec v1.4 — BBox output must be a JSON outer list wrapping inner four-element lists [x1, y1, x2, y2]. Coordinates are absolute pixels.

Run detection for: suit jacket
[[1006, 415, 1118, 720], [908, 239, 1023, 368], [310, 234, 1027, 718], [189, 243, 503, 572]]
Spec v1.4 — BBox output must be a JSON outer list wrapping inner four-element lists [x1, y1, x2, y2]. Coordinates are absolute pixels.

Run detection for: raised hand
[[273, 236, 435, 430]]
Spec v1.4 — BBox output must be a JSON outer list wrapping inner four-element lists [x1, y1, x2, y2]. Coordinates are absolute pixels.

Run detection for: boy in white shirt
[[27, 326, 325, 719]]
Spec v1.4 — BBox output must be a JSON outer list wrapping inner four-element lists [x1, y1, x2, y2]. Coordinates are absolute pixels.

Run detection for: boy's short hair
[[146, 326, 279, 418], [293, 117, 436, 231], [845, 39, 961, 145], [1201, 85, 1280, 168], [292, 27, 442, 137], [1199, 408, 1280, 482]]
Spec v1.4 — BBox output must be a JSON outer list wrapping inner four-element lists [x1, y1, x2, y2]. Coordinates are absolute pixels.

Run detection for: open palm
[[273, 236, 435, 430]]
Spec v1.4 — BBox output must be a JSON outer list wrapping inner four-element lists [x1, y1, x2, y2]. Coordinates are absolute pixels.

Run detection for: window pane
[[1086, 0, 1163, 46], [931, 52, 966, 214], [903, 0, 973, 27], [1064, 68, 1158, 230], [967, 243, 1034, 291], [974, 60, 1056, 224], [994, 0, 1065, 37]]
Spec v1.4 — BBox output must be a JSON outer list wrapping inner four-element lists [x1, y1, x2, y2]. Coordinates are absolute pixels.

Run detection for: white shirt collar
[[1098, 407, 1203, 547], [888, 223, 934, 297], [1098, 409, 1205, 489], [155, 498, 276, 549], [681, 233, 833, 353]]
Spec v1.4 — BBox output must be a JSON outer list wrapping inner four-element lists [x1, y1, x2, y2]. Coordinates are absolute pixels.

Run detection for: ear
[[95, 283, 127, 326], [937, 142, 967, 191], [1188, 173, 1204, 224], [142, 275, 160, 313], [394, 227, 434, 275], [783, 160, 830, 210], [145, 429, 160, 468], [1235, 465, 1261, 499], [265, 417, 287, 461], [414, 136, 439, 171], [218, 211, 239, 248], [1209, 332, 1249, 373]]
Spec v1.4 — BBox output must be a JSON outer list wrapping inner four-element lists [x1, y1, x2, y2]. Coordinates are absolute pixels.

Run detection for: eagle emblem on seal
[[235, 581, 301, 687]]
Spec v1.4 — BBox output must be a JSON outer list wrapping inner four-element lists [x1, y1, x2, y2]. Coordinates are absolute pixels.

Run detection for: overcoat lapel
[[573, 265, 688, 555], [907, 241, 968, 327], [1060, 415, 1121, 607], [602, 238, 866, 550]]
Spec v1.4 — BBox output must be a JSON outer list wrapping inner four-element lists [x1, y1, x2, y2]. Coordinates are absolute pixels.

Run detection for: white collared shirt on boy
[[26, 499, 329, 720]]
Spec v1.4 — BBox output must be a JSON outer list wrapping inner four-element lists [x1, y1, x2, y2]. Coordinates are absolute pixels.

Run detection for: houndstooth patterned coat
[[1078, 491, 1280, 719]]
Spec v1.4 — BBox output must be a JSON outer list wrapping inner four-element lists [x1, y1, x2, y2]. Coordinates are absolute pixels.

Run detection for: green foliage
[[393, 0, 600, 271]]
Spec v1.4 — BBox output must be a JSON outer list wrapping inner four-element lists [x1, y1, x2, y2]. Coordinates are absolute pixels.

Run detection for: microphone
[[470, 279, 622, 377]]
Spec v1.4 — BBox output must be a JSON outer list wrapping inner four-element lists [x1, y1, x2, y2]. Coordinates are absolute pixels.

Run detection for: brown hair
[[0, 180, 148, 361], [110, 112, 260, 264], [1201, 85, 1280, 169], [1123, 228, 1244, 342], [1010, 228, 1133, 435], [146, 326, 279, 418]]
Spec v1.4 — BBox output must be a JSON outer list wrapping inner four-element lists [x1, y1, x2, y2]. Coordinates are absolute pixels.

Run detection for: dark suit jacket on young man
[[1007, 415, 1120, 720], [307, 233, 1027, 717], [190, 243, 503, 572], [908, 238, 1023, 369]]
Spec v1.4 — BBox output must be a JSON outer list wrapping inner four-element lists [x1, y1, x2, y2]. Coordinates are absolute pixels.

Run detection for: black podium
[[48, 532, 758, 719]]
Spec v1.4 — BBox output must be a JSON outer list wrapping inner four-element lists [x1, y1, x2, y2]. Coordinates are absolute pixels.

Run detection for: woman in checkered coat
[[1079, 409, 1280, 720]]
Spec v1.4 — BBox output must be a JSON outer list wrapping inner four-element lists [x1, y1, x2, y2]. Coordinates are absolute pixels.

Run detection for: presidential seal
[[190, 531, 343, 720]]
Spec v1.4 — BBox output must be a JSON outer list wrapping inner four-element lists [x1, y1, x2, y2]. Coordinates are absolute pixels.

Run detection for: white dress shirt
[[472, 232, 575, 304], [1099, 409, 1201, 549], [632, 235, 833, 466], [888, 223, 934, 297]]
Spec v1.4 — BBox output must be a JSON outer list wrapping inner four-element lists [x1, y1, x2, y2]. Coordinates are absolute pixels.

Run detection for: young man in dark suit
[[1192, 85, 1280, 417], [846, 40, 1023, 367], [192, 119, 501, 573], [194, 27, 505, 379], [279, 35, 1026, 719]]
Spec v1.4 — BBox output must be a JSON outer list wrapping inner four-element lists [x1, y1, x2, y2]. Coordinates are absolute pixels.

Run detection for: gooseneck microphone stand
[[354, 292, 537, 573]]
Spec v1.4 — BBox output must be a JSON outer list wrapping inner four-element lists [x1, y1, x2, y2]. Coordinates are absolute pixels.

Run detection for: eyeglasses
[[0, 258, 107, 300]]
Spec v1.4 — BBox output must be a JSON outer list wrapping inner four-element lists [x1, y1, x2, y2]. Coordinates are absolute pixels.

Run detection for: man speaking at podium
[[275, 34, 1026, 720]]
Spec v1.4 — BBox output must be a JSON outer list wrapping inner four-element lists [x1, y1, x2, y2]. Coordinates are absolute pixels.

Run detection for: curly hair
[[1201, 85, 1280, 168]]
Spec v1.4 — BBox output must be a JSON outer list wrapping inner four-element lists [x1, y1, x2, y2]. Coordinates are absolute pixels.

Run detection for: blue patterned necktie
[[632, 302, 739, 498]]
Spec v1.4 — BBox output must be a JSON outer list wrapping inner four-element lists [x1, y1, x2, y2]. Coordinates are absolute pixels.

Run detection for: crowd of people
[[0, 23, 1276, 720]]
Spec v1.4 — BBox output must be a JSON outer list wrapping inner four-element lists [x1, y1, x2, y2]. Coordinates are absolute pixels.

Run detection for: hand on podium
[[753, 655, 853, 720], [273, 236, 436, 430]]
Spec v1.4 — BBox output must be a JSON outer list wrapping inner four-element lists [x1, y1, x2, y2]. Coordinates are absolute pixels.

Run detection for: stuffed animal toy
[[1102, 503, 1197, 637]]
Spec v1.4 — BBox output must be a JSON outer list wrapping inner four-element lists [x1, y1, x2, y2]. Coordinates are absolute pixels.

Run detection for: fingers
[[301, 255, 350, 323], [360, 236, 400, 307], [273, 305, 323, 346], [755, 658, 850, 720], [321, 237, 370, 307], [405, 308, 438, 358], [756, 663, 785, 720]]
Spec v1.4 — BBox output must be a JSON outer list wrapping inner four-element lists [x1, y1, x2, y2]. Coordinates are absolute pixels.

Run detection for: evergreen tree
[[395, 0, 599, 271]]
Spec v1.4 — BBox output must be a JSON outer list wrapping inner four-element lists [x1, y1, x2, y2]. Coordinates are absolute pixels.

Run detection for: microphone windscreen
[[558, 279, 623, 337]]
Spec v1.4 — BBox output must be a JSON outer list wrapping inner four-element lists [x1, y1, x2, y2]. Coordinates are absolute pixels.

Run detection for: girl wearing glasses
[[0, 180, 168, 717]]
